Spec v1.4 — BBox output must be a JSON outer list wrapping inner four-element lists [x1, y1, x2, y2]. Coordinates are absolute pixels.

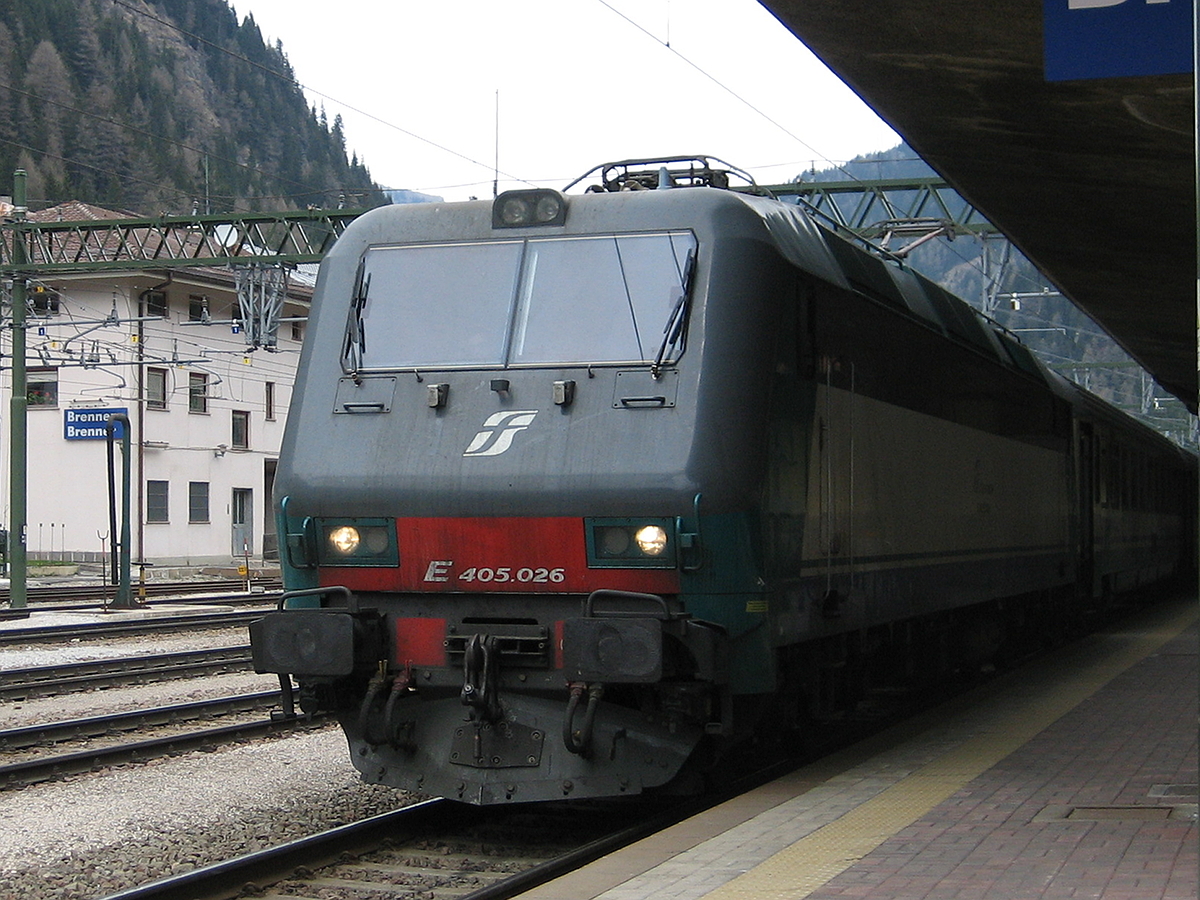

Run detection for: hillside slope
[[0, 0, 384, 213]]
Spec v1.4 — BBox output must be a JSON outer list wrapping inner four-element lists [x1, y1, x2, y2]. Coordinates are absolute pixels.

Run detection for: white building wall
[[1, 269, 306, 567]]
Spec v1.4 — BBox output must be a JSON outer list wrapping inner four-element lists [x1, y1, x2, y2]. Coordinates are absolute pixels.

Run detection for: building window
[[147, 480, 169, 523], [188, 295, 209, 322], [27, 367, 58, 407], [144, 289, 168, 318], [265, 381, 276, 420], [188, 481, 209, 523], [146, 367, 167, 410], [291, 320, 304, 342], [188, 372, 208, 413], [232, 410, 250, 449]]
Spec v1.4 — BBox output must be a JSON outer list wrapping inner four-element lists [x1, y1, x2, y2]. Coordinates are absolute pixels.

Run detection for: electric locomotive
[[251, 157, 1194, 804]]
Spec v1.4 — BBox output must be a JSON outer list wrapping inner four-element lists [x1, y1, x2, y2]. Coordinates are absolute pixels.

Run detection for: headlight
[[329, 526, 360, 554], [634, 525, 668, 556], [586, 518, 675, 568], [316, 518, 400, 567]]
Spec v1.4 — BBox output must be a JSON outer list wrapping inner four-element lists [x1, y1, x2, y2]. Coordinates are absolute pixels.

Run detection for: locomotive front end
[[253, 514, 723, 804], [250, 181, 768, 804]]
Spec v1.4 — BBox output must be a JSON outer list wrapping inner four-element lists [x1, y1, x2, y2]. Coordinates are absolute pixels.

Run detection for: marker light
[[329, 526, 361, 554], [599, 526, 631, 556], [493, 189, 568, 228]]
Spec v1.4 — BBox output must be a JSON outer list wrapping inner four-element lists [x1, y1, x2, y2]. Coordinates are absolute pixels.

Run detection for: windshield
[[347, 231, 697, 370]]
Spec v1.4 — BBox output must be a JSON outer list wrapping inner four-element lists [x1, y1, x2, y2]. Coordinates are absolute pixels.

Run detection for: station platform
[[524, 594, 1197, 900]]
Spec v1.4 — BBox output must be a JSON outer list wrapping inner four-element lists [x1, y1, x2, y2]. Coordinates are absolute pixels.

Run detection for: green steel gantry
[[757, 175, 999, 238], [0, 202, 364, 273]]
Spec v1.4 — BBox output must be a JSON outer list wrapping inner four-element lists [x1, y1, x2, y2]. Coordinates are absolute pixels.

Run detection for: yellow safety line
[[705, 600, 1198, 900]]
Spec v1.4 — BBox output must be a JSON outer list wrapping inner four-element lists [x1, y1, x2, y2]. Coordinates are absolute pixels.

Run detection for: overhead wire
[[20, 0, 897, 200], [594, 0, 869, 185]]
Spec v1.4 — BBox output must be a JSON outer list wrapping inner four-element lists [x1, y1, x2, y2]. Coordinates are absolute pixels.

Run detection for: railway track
[[0, 608, 269, 644], [0, 578, 282, 608], [0, 691, 329, 789], [98, 791, 712, 900], [0, 645, 253, 700]]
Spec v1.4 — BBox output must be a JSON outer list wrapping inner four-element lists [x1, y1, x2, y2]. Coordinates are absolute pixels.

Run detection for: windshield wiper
[[343, 258, 371, 381], [651, 248, 696, 378]]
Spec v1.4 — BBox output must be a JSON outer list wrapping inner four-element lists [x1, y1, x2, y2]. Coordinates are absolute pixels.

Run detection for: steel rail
[[94, 755, 803, 900], [0, 578, 281, 605], [98, 799, 477, 900], [0, 690, 286, 750], [0, 609, 265, 644], [0, 709, 331, 789], [0, 646, 253, 700]]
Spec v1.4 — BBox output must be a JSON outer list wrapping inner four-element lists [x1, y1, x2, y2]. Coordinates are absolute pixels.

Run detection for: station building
[[1, 201, 311, 570]]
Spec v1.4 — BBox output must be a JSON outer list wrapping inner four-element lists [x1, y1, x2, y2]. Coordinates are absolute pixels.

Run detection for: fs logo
[[463, 410, 538, 457]]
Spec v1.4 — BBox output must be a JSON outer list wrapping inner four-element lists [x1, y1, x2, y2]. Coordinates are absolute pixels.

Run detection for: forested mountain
[[0, 0, 385, 214]]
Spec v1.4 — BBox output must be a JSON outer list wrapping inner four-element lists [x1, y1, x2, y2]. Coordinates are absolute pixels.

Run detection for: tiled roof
[[29, 200, 143, 222]]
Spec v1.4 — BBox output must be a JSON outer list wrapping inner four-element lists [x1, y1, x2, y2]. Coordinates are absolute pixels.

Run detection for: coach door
[[232, 488, 253, 557]]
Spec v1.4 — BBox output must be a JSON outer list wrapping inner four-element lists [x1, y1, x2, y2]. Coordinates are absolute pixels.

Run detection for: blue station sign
[[64, 407, 128, 441], [1044, 0, 1193, 81]]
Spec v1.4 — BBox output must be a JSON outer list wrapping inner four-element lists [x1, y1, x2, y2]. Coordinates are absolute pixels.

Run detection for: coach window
[[189, 372, 209, 413], [232, 410, 250, 450], [27, 367, 58, 407], [147, 480, 169, 523]]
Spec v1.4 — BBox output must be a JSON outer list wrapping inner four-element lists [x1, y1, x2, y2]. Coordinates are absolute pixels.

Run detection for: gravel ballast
[[0, 615, 418, 898], [0, 727, 415, 899]]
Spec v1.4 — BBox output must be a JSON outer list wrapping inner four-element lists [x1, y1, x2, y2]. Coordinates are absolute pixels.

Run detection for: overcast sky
[[238, 0, 901, 200]]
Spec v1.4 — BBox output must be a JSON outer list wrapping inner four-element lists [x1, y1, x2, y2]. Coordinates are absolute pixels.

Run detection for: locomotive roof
[[329, 186, 1181, 453]]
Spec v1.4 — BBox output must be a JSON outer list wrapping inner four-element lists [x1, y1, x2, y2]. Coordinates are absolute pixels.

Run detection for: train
[[250, 156, 1195, 805]]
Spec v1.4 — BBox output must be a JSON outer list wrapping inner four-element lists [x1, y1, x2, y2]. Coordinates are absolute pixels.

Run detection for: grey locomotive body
[[252, 160, 1193, 804]]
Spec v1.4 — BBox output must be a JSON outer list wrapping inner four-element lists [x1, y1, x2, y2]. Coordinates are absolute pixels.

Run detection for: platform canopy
[[762, 0, 1196, 411]]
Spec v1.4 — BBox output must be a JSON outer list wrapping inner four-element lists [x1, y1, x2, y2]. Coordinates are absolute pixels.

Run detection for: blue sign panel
[[1044, 0, 1193, 81], [64, 407, 128, 441]]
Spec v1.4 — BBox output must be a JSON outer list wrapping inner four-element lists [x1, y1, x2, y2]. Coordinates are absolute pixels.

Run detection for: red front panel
[[393, 617, 447, 667], [320, 516, 680, 595]]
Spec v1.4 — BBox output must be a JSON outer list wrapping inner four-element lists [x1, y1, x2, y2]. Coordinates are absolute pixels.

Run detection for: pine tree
[[0, 0, 385, 211]]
